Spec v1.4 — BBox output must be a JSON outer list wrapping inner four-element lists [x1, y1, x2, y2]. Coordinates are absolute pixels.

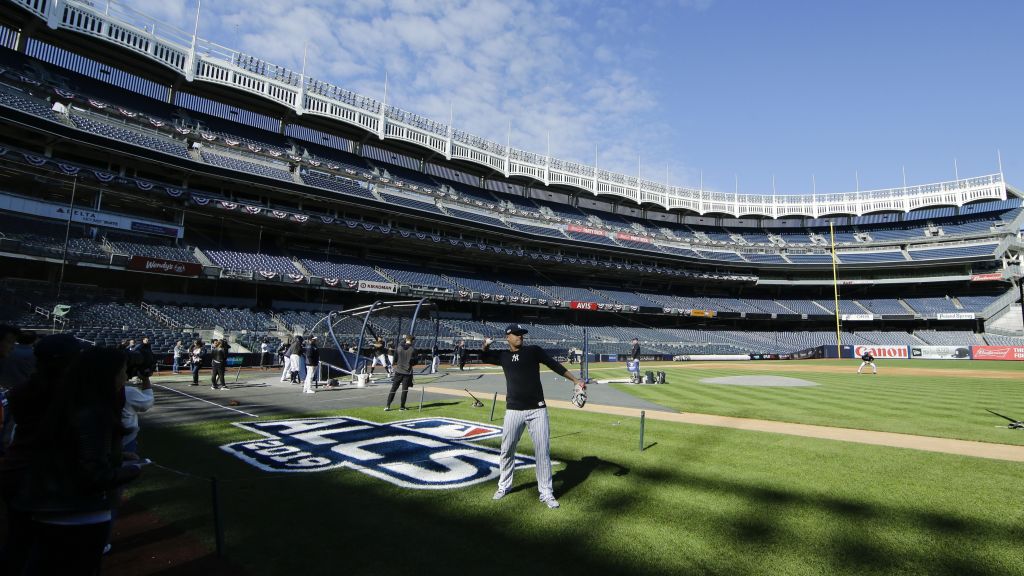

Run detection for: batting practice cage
[[306, 298, 441, 384]]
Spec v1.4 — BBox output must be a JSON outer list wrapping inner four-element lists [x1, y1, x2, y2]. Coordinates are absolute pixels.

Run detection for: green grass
[[599, 359, 1024, 444], [130, 400, 1024, 576]]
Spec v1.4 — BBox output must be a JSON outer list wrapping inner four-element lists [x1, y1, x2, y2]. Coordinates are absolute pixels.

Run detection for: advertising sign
[[566, 224, 607, 236], [689, 309, 717, 318], [910, 346, 971, 360], [614, 232, 651, 244], [357, 280, 398, 294], [840, 314, 874, 321], [854, 345, 909, 359], [126, 255, 202, 277], [969, 273, 1003, 282], [970, 346, 1024, 361], [570, 301, 599, 311], [936, 312, 976, 320]]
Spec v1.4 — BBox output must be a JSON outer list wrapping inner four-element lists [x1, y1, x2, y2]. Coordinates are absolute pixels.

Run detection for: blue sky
[[131, 0, 1023, 196]]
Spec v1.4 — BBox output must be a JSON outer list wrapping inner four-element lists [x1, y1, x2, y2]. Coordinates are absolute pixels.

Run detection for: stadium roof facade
[[2, 0, 1015, 218]]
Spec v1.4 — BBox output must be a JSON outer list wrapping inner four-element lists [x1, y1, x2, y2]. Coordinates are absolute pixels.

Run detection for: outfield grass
[[130, 399, 1024, 576], [597, 359, 1024, 444]]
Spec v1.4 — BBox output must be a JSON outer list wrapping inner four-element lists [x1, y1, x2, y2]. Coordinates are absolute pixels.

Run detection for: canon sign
[[854, 345, 909, 359]]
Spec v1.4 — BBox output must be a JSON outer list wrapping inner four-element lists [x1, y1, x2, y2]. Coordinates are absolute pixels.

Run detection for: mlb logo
[[222, 416, 534, 490], [392, 418, 503, 441]]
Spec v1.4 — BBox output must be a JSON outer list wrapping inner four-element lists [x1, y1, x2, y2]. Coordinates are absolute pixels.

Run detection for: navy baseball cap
[[34, 334, 90, 361], [505, 323, 529, 336]]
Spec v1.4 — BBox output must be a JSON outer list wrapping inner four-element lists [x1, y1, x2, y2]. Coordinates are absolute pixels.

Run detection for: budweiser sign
[[566, 224, 607, 237], [970, 273, 1003, 282], [970, 346, 1024, 361], [127, 256, 202, 277], [570, 301, 599, 311], [854, 345, 909, 359]]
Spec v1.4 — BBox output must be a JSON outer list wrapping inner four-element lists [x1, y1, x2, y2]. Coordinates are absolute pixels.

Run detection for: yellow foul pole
[[830, 222, 842, 357]]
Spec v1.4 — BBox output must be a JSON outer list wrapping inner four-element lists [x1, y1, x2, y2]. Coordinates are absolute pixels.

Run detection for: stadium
[[0, 1, 1021, 575]]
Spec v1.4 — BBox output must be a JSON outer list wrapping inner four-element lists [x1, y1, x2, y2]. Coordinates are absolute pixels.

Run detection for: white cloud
[[127, 0, 712, 185]]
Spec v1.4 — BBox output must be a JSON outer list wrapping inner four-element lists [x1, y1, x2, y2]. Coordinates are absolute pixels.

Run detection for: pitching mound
[[700, 375, 819, 387]]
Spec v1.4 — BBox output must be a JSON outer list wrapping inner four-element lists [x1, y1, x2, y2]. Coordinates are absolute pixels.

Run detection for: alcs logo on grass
[[221, 417, 536, 490]]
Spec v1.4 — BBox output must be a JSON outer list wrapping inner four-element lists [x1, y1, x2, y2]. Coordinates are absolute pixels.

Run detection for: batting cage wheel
[[306, 298, 440, 385]]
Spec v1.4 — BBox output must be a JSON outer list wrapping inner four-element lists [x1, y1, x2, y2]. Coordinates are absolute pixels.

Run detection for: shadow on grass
[[100, 412, 1023, 576], [416, 401, 461, 409]]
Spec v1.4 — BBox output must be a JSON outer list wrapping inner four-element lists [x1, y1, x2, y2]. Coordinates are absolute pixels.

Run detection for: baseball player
[[369, 337, 391, 376], [858, 351, 877, 375], [480, 323, 585, 509]]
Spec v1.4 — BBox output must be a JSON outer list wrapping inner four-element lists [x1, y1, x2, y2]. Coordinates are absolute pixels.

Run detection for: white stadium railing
[[6, 0, 1010, 217]]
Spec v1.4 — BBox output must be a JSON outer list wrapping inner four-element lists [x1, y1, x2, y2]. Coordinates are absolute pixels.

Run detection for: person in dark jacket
[[385, 335, 417, 411], [288, 336, 304, 384], [302, 337, 320, 394], [210, 339, 228, 390], [16, 345, 142, 574], [453, 340, 466, 370], [0, 334, 83, 574]]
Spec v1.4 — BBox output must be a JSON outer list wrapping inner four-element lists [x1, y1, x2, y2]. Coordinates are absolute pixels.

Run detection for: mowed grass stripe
[[609, 359, 1024, 444]]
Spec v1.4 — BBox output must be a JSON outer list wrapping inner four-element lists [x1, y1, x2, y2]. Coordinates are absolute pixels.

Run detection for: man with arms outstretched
[[480, 323, 585, 509]]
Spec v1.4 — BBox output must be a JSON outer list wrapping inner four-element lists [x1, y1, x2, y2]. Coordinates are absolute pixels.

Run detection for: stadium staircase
[[290, 168, 304, 185], [988, 304, 1023, 334], [187, 148, 203, 162], [140, 302, 181, 330], [897, 299, 918, 315], [291, 258, 312, 276], [192, 248, 217, 267]]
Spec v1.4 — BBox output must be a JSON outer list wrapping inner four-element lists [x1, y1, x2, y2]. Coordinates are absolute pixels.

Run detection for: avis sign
[[221, 417, 536, 489], [854, 345, 909, 359]]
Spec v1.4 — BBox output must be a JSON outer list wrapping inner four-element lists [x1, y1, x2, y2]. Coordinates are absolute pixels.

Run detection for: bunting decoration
[[287, 274, 305, 283], [135, 179, 154, 191], [324, 278, 340, 287], [258, 271, 279, 280], [245, 206, 263, 215], [56, 162, 80, 175], [24, 153, 47, 166], [165, 187, 185, 198]]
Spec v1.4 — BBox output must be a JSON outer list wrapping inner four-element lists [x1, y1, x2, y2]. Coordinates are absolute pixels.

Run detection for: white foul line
[[153, 384, 260, 418]]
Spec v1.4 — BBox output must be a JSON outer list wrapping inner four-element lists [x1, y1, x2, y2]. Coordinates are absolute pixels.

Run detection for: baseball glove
[[570, 382, 587, 409]]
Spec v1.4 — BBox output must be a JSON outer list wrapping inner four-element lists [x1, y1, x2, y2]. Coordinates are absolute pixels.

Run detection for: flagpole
[[54, 174, 78, 332], [830, 221, 841, 357]]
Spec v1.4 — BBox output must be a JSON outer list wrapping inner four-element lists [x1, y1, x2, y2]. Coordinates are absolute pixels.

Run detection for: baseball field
[[106, 359, 1022, 575]]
